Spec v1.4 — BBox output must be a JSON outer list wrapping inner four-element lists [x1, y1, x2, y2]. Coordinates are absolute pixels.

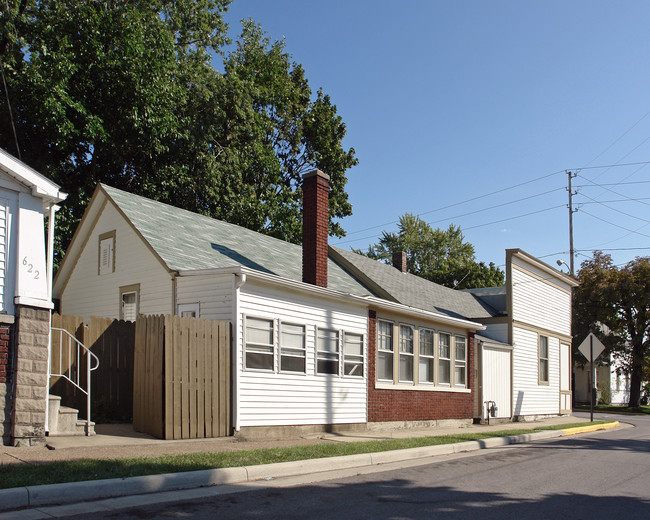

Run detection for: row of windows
[[244, 316, 364, 378], [377, 319, 467, 388]]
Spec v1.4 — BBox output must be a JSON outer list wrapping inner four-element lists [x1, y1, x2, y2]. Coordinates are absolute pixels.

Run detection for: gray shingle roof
[[330, 246, 499, 320], [101, 184, 374, 297]]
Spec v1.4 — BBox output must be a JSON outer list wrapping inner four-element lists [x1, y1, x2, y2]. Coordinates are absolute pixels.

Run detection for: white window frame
[[98, 231, 115, 276], [454, 335, 467, 388], [279, 321, 306, 374], [377, 319, 394, 381], [398, 324, 414, 383], [437, 331, 452, 386], [177, 302, 200, 318], [418, 327, 435, 384], [316, 327, 340, 375], [343, 332, 364, 378], [539, 335, 549, 385], [244, 316, 275, 372], [119, 283, 139, 321]]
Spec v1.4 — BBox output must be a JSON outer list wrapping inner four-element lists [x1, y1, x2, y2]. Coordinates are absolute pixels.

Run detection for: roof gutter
[[178, 266, 486, 332]]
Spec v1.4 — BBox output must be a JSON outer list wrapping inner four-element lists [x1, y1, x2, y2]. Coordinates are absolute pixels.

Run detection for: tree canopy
[[354, 213, 504, 289], [573, 251, 650, 406], [0, 1, 357, 261]]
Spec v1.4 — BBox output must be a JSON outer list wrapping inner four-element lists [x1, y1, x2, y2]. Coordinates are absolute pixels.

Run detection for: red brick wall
[[302, 170, 330, 288], [0, 324, 10, 384], [367, 310, 475, 422]]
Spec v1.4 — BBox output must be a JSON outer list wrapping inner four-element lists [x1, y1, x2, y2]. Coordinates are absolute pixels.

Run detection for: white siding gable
[[511, 257, 572, 337], [60, 201, 172, 320]]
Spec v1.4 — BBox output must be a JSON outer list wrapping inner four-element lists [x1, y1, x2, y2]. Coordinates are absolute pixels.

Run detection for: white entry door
[[482, 347, 512, 419]]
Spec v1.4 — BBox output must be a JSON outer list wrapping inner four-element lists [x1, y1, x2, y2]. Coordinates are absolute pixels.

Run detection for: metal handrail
[[50, 327, 100, 435]]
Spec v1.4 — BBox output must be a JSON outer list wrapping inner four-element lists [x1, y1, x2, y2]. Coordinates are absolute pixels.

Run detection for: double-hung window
[[377, 320, 394, 381], [245, 317, 274, 370], [280, 322, 306, 373], [343, 333, 364, 376], [454, 336, 467, 387], [438, 332, 451, 385], [399, 325, 414, 382], [317, 328, 339, 375], [119, 284, 139, 321], [539, 335, 549, 384], [419, 328, 435, 383]]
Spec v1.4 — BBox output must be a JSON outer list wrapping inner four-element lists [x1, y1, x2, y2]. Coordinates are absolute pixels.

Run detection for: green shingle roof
[[330, 246, 499, 320], [101, 184, 374, 297]]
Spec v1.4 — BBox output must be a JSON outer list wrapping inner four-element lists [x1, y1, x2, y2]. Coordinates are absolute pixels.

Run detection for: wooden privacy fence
[[133, 315, 232, 440], [50, 314, 135, 421]]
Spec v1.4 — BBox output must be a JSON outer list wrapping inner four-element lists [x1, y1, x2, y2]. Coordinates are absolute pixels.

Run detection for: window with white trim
[[437, 332, 451, 385], [399, 324, 414, 382], [98, 231, 115, 275], [454, 335, 467, 387], [316, 328, 339, 375], [245, 317, 274, 370], [343, 333, 364, 377], [280, 322, 306, 373], [377, 320, 394, 381], [119, 284, 139, 321], [539, 335, 549, 384], [419, 328, 435, 383]]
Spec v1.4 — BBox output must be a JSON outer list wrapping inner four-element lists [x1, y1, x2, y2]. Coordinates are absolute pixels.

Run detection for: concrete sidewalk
[[0, 415, 619, 515]]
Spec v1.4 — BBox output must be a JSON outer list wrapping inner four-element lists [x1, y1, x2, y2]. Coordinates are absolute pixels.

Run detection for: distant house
[[0, 148, 66, 446], [53, 171, 576, 436], [574, 354, 646, 406]]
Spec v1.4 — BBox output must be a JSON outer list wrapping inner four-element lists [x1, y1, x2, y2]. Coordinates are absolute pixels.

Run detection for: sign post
[[578, 333, 606, 422]]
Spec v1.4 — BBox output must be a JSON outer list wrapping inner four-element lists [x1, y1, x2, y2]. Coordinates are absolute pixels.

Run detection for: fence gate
[[50, 314, 135, 421], [133, 315, 232, 439]]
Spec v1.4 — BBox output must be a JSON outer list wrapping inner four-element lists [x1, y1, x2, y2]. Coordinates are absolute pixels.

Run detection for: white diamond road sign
[[578, 333, 606, 361]]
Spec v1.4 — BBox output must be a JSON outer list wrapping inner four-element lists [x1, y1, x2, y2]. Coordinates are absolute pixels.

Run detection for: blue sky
[[222, 1, 650, 273]]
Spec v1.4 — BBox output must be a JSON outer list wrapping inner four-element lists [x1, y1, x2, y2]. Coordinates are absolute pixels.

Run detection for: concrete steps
[[47, 395, 95, 436]]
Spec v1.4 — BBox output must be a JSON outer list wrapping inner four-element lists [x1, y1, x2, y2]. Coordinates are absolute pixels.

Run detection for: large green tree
[[355, 213, 504, 289], [573, 251, 650, 407], [0, 2, 356, 261]]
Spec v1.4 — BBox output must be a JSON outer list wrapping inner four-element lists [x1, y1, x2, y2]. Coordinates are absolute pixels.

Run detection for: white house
[[466, 251, 578, 420], [53, 172, 576, 436], [0, 148, 66, 446]]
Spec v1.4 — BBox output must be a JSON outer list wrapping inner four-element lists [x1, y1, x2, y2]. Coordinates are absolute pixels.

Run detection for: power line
[[579, 209, 650, 239], [577, 193, 650, 224]]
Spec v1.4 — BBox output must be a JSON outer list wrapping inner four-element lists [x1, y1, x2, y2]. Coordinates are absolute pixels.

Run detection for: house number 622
[[22, 257, 40, 280]]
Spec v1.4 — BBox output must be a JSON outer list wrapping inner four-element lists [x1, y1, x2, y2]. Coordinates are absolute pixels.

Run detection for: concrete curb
[[0, 423, 616, 512], [561, 421, 619, 435]]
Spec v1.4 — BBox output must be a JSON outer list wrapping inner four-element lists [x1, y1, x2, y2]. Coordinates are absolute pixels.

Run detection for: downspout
[[44, 203, 60, 435], [232, 272, 247, 433]]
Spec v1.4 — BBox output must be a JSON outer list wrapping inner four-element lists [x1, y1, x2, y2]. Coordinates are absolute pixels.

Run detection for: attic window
[[98, 231, 116, 275]]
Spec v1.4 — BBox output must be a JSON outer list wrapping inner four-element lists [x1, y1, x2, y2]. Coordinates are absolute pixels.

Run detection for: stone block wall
[[0, 320, 13, 444], [11, 306, 50, 446]]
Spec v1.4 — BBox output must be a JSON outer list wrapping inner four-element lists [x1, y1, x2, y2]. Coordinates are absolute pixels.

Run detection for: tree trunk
[[628, 342, 644, 407]]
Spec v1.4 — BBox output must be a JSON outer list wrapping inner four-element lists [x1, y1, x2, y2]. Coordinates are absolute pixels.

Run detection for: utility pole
[[567, 170, 577, 275]]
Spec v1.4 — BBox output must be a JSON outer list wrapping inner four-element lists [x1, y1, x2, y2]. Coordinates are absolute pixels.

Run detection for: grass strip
[[0, 421, 609, 490], [573, 404, 650, 415]]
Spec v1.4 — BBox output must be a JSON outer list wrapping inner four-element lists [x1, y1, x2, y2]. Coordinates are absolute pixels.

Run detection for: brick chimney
[[302, 169, 330, 287], [392, 251, 407, 273]]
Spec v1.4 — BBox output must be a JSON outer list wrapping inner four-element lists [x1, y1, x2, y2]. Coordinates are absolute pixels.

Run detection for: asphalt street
[[54, 412, 649, 520]]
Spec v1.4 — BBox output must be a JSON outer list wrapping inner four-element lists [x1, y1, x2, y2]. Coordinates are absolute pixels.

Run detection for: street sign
[[578, 333, 605, 361]]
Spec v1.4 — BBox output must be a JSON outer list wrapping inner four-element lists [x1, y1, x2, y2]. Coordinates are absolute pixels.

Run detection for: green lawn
[[0, 421, 607, 490], [573, 404, 650, 414]]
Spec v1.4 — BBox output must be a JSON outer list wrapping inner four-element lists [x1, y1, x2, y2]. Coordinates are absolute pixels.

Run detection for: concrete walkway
[[0, 415, 620, 516]]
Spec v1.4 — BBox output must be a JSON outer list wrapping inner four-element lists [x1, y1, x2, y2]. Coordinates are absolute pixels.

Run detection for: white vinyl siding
[[238, 279, 367, 427], [60, 202, 172, 319], [175, 274, 233, 322], [512, 327, 560, 416], [511, 260, 572, 337], [0, 200, 6, 311]]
